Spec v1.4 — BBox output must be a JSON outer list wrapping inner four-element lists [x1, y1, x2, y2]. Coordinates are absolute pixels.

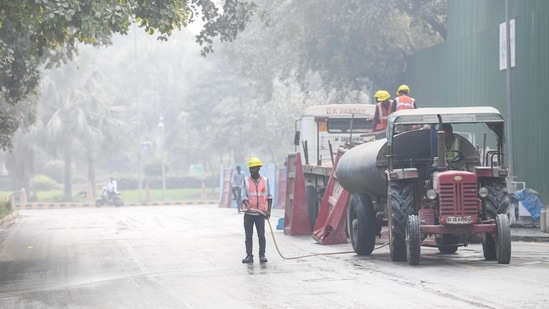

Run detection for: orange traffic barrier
[[283, 153, 311, 235], [313, 149, 350, 245], [220, 168, 233, 208], [20, 188, 27, 204]]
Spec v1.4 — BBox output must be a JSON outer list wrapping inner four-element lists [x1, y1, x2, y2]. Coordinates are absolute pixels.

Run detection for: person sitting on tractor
[[440, 124, 466, 171]]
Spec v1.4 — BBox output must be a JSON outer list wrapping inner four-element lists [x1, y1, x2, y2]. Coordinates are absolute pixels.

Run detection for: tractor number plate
[[446, 216, 473, 224]]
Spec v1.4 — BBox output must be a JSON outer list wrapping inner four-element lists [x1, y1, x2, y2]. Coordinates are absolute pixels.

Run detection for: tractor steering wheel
[[445, 150, 465, 170]]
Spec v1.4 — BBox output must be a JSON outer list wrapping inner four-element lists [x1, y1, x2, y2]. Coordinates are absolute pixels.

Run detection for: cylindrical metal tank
[[336, 129, 434, 197], [336, 138, 389, 196]]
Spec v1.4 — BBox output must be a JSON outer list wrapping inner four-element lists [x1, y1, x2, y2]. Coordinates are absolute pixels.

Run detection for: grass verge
[[0, 199, 15, 220], [1, 188, 220, 204]]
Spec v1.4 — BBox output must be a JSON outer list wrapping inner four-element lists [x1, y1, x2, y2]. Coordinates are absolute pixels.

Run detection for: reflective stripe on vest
[[445, 137, 460, 158], [243, 176, 269, 212], [395, 95, 415, 110], [375, 102, 391, 131], [446, 138, 466, 170]]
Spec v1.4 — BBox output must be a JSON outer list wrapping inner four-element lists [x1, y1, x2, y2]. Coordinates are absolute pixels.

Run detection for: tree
[[37, 60, 131, 201], [220, 0, 447, 98], [0, 0, 256, 149], [0, 96, 39, 192], [78, 70, 132, 199]]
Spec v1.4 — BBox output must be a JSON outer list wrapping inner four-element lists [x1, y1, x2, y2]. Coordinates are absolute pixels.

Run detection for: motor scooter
[[95, 187, 124, 207]]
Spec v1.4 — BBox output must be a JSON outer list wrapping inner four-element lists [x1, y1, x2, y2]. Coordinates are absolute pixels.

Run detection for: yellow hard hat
[[377, 90, 390, 102], [397, 84, 410, 94], [248, 157, 263, 168], [374, 90, 383, 99]]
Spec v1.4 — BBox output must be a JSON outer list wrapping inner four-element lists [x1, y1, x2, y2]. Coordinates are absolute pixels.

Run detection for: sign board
[[499, 19, 516, 71]]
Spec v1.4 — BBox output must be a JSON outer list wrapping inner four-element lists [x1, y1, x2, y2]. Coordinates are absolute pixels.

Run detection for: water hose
[[244, 209, 388, 260]]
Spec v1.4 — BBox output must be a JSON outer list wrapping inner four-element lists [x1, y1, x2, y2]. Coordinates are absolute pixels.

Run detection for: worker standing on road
[[231, 165, 246, 213], [371, 90, 393, 132], [241, 157, 273, 264]]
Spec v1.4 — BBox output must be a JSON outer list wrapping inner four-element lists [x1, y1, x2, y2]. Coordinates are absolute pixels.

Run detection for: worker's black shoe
[[259, 255, 268, 263], [242, 255, 254, 263]]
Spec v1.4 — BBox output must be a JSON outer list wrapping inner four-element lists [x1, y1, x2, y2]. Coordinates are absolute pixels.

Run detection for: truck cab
[[294, 104, 376, 167], [289, 104, 376, 232]]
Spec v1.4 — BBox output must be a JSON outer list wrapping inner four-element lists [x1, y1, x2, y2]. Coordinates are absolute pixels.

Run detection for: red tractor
[[336, 107, 511, 265]]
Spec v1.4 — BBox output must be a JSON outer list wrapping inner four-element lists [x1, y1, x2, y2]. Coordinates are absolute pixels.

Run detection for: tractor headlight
[[478, 187, 489, 198], [426, 189, 437, 200]]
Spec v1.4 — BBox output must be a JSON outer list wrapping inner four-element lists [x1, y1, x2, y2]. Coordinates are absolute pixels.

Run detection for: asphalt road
[[1, 206, 549, 308]]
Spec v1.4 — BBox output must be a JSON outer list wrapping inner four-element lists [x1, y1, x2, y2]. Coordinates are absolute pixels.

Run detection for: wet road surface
[[1, 206, 549, 308]]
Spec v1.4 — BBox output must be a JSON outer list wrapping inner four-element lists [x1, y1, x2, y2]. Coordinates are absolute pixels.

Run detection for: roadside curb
[[15, 201, 220, 209], [0, 210, 18, 230], [510, 227, 549, 242], [511, 234, 549, 242]]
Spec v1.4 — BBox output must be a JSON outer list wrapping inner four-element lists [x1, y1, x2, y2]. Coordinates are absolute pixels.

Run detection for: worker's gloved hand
[[265, 212, 270, 220]]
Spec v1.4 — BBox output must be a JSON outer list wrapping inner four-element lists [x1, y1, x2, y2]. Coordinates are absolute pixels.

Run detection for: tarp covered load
[[511, 189, 544, 220]]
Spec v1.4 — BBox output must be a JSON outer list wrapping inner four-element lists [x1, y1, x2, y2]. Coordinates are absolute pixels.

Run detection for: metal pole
[[505, 0, 514, 176], [159, 117, 166, 201], [134, 23, 143, 201]]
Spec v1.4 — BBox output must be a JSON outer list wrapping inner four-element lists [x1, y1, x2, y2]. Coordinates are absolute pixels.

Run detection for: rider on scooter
[[105, 177, 117, 198]]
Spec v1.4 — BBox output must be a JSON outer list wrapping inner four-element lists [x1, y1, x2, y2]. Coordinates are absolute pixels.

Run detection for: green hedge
[[113, 175, 218, 190], [30, 175, 60, 191], [0, 199, 14, 219]]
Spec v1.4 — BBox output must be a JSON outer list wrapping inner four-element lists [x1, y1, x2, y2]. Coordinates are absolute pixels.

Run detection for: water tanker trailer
[[336, 107, 511, 265]]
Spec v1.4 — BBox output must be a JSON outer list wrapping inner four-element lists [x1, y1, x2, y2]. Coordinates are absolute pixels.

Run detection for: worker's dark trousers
[[243, 214, 266, 257]]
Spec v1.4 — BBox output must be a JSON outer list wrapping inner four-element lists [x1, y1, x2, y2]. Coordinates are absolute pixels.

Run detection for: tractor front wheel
[[406, 215, 421, 265], [388, 180, 415, 262], [482, 233, 497, 260], [496, 214, 511, 264], [480, 178, 509, 261]]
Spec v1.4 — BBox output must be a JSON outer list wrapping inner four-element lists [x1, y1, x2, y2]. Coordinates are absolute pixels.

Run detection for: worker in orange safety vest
[[393, 84, 418, 132], [393, 84, 417, 110], [241, 157, 273, 264], [371, 90, 393, 132]]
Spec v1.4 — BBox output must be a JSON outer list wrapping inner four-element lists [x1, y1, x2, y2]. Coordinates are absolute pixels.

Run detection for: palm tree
[[39, 60, 131, 201], [79, 71, 131, 198]]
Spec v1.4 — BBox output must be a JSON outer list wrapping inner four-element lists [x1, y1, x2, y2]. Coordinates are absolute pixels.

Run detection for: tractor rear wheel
[[349, 193, 378, 255], [480, 178, 509, 220], [306, 185, 318, 232], [388, 180, 415, 262], [482, 234, 497, 260], [406, 215, 421, 265], [496, 214, 511, 264]]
